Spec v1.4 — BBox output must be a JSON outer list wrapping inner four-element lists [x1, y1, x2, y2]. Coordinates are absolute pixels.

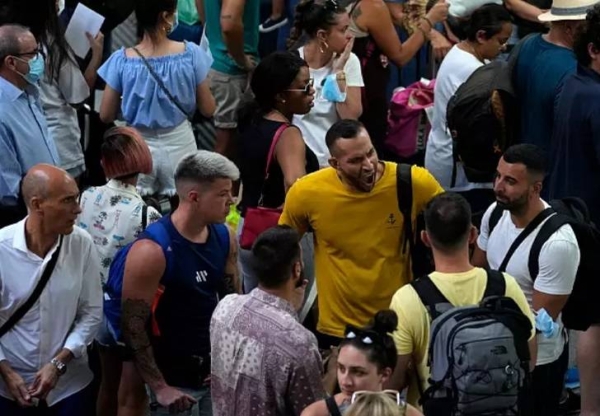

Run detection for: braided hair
[[340, 310, 399, 372], [287, 0, 346, 50]]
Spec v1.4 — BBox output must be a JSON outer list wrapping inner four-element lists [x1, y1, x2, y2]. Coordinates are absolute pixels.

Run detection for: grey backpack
[[411, 270, 532, 416]]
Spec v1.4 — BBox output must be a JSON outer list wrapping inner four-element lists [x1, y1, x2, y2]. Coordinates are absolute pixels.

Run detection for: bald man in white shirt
[[0, 164, 102, 415]]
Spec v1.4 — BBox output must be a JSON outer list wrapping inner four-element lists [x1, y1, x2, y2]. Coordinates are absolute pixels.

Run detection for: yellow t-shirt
[[389, 268, 536, 407], [279, 162, 443, 337]]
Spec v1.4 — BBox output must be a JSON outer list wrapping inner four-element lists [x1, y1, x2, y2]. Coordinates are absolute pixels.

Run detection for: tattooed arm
[[222, 227, 241, 295], [220, 0, 254, 70], [121, 240, 196, 412]]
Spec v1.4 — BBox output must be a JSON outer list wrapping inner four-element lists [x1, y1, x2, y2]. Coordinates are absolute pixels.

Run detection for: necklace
[[460, 41, 484, 63], [268, 109, 291, 124]]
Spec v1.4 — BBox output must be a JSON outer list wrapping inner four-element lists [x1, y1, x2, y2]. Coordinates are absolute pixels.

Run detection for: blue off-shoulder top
[[98, 41, 212, 129]]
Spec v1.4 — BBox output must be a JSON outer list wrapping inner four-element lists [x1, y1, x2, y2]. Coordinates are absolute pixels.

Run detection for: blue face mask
[[15, 53, 45, 84]]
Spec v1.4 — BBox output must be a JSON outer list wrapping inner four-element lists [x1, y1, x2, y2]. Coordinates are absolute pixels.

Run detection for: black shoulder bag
[[0, 236, 63, 338]]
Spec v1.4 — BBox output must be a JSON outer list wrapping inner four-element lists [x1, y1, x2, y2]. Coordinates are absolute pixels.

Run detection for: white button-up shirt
[[0, 219, 103, 406]]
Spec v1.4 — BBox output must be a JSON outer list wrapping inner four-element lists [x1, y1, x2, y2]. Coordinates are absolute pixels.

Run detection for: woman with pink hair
[[78, 126, 161, 416]]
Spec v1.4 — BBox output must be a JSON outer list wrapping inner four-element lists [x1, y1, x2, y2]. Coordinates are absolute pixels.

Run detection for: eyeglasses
[[285, 78, 314, 95], [351, 390, 406, 406], [344, 326, 382, 345], [13, 47, 44, 58], [323, 0, 341, 12]]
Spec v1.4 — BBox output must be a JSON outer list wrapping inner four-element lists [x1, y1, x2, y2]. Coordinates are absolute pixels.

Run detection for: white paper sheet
[[64, 3, 105, 59]]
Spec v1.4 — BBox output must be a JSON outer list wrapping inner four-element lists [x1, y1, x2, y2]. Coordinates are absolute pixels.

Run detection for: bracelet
[[421, 16, 434, 30], [336, 71, 346, 81]]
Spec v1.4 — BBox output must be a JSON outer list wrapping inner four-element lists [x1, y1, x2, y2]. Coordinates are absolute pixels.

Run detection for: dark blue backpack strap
[[411, 275, 450, 321], [213, 223, 231, 259], [483, 269, 506, 298], [143, 221, 174, 280]]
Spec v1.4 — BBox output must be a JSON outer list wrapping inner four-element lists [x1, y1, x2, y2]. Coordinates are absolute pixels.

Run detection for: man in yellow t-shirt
[[388, 192, 536, 407], [279, 119, 443, 347]]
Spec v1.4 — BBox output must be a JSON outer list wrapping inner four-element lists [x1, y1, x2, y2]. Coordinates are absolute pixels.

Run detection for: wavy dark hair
[[287, 0, 346, 49], [8, 0, 76, 82], [463, 3, 512, 42], [574, 4, 600, 67], [238, 51, 307, 126], [340, 310, 399, 372]]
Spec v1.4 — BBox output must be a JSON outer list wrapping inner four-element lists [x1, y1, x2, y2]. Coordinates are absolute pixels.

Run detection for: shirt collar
[[0, 75, 28, 102], [106, 179, 142, 198], [577, 64, 600, 83], [12, 217, 62, 259], [251, 288, 299, 319]]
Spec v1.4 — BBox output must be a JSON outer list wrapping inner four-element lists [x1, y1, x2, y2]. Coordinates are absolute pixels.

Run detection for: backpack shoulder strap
[[397, 163, 413, 254], [144, 220, 174, 280], [483, 269, 506, 298], [141, 204, 148, 230], [498, 208, 554, 272], [325, 396, 343, 416], [213, 223, 231, 259], [488, 205, 504, 236], [527, 214, 569, 282], [411, 275, 451, 321]]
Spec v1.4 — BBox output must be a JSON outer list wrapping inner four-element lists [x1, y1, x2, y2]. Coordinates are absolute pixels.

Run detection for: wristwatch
[[336, 71, 346, 81], [50, 358, 67, 376]]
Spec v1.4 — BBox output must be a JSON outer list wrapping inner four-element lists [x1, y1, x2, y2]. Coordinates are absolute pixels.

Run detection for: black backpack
[[489, 198, 600, 331], [397, 164, 434, 279], [446, 36, 533, 187]]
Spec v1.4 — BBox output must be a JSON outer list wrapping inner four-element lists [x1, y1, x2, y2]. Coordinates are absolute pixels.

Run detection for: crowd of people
[[1, 0, 600, 415]]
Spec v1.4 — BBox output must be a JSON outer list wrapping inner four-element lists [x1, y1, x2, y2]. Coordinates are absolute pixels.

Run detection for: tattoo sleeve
[[121, 299, 166, 390], [222, 238, 241, 295]]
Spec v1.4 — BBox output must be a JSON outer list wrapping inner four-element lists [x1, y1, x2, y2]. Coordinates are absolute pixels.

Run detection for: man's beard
[[495, 194, 528, 213]]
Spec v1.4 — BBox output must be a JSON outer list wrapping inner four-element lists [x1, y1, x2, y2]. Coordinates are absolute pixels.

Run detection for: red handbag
[[239, 124, 290, 250]]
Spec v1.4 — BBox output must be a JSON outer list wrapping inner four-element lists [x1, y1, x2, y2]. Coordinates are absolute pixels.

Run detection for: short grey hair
[[175, 150, 240, 189], [0, 24, 31, 67]]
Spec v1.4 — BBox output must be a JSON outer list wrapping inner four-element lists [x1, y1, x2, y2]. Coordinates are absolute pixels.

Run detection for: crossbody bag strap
[[498, 208, 554, 272], [0, 235, 63, 338], [131, 47, 189, 118], [325, 396, 343, 416], [257, 123, 291, 207]]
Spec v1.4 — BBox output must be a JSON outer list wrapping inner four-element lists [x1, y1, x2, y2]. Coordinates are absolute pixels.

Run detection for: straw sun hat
[[538, 0, 600, 22]]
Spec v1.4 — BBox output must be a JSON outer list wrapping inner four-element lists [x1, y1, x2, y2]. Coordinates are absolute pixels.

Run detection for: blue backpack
[[104, 219, 230, 344]]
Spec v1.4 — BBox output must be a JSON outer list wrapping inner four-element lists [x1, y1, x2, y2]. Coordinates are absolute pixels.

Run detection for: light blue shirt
[[0, 76, 60, 206], [97, 41, 212, 129]]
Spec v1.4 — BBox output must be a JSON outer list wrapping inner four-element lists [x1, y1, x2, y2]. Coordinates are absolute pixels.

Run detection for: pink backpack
[[384, 79, 436, 159]]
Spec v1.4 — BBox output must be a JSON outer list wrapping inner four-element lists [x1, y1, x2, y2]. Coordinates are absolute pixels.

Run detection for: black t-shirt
[[238, 118, 319, 216]]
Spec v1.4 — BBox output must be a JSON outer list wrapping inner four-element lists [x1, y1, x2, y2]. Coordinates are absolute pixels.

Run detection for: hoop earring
[[319, 41, 329, 54]]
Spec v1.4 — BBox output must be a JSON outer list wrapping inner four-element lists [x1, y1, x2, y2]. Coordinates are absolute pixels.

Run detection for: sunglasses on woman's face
[[285, 78, 314, 95]]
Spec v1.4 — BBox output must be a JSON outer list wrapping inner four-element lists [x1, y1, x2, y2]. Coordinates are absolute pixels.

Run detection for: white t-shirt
[[39, 46, 90, 173], [477, 201, 580, 366], [293, 47, 365, 167], [425, 45, 491, 192]]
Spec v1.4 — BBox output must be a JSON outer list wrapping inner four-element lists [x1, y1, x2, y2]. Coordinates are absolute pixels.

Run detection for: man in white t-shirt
[[473, 144, 580, 416]]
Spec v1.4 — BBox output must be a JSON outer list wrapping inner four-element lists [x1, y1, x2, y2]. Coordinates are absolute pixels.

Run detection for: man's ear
[[328, 157, 338, 170], [468, 225, 478, 245], [420, 230, 431, 248]]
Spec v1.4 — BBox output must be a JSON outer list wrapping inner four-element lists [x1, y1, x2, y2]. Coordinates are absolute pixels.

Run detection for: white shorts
[[136, 121, 197, 196]]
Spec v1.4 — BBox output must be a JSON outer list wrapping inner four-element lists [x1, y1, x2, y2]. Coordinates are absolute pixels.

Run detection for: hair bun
[[371, 310, 398, 335]]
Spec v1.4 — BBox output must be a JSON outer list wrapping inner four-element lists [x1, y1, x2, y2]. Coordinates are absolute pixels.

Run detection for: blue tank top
[[143, 215, 230, 358]]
